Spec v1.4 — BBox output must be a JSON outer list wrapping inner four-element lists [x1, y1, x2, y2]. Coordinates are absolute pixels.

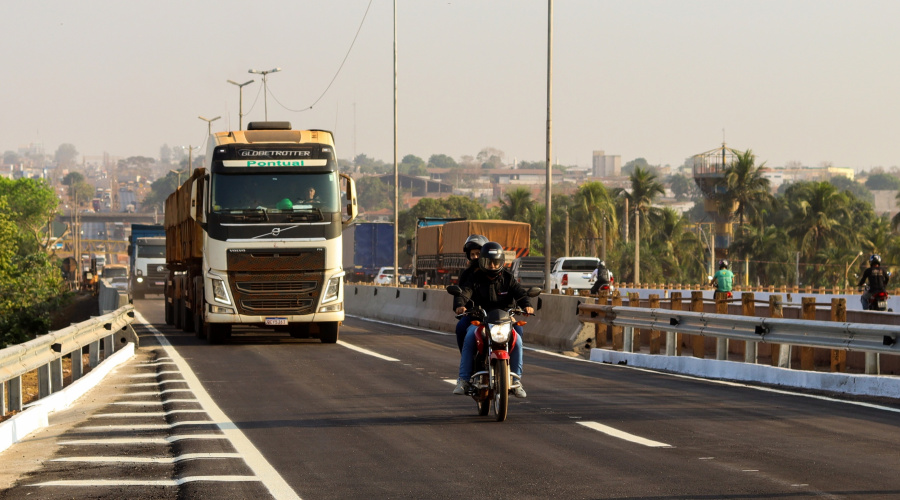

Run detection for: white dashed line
[[577, 421, 673, 448], [337, 340, 400, 361]]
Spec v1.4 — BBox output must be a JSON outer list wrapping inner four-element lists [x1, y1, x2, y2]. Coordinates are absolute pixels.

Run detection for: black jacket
[[453, 268, 532, 312], [858, 266, 889, 292]]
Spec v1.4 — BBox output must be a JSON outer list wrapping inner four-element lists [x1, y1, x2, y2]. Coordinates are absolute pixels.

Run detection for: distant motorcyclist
[[858, 254, 890, 309], [453, 242, 532, 398], [589, 260, 612, 295], [709, 260, 733, 296], [453, 234, 488, 352]]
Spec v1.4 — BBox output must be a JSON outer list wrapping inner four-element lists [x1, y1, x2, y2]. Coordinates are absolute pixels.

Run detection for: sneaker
[[512, 385, 527, 398], [453, 378, 470, 395]]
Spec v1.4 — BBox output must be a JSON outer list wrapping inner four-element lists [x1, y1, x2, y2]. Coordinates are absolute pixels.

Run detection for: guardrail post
[[800, 297, 816, 370], [71, 348, 84, 381], [50, 357, 63, 393], [8, 377, 22, 412], [105, 334, 116, 355], [611, 292, 624, 350], [624, 326, 634, 352], [691, 291, 705, 358], [669, 292, 682, 356], [743, 293, 757, 363], [595, 293, 608, 347], [627, 292, 642, 351], [769, 295, 790, 367], [830, 298, 847, 372], [715, 294, 728, 360], [865, 352, 879, 375], [89, 340, 100, 367], [1, 381, 5, 416], [649, 294, 661, 354], [38, 364, 51, 398]]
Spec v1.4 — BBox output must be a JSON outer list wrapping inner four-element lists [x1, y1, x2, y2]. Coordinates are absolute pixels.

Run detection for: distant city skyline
[[2, 1, 899, 171]]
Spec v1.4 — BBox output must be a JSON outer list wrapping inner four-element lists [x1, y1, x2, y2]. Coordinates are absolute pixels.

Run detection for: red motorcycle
[[863, 287, 890, 311]]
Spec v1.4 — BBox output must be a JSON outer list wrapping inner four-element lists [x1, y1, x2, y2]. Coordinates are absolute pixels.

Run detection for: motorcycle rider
[[709, 259, 734, 296], [453, 241, 533, 398], [454, 234, 489, 351], [858, 254, 890, 309], [589, 260, 612, 295]]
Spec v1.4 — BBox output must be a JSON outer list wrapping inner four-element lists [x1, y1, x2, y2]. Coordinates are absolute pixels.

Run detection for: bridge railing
[[0, 302, 137, 417]]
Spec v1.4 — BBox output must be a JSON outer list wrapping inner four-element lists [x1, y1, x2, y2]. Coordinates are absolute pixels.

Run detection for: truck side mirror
[[340, 173, 358, 227]]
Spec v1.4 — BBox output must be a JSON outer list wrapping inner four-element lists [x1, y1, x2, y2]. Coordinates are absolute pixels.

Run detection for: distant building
[[592, 150, 621, 177]]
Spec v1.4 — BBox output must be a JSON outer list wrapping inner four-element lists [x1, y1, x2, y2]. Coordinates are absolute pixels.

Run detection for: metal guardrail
[[578, 303, 900, 374], [0, 304, 137, 416]]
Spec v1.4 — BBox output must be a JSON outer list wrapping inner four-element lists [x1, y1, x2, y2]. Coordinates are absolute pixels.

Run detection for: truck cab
[[130, 236, 166, 299]]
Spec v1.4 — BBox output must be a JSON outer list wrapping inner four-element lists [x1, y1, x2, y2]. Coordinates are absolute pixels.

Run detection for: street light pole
[[198, 115, 221, 137], [227, 79, 254, 130], [845, 251, 864, 290], [248, 68, 282, 120]]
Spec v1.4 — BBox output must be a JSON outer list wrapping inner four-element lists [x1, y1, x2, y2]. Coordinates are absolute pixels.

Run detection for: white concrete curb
[[0, 342, 135, 454], [589, 348, 900, 399]]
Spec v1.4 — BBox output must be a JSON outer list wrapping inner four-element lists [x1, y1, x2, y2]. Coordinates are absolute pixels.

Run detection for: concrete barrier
[[345, 285, 591, 352]]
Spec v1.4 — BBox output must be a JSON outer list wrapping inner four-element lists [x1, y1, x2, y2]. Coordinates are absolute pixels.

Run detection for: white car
[[549, 257, 601, 292], [373, 266, 394, 285]]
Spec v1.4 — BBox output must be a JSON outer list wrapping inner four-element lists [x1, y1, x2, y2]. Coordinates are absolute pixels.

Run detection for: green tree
[[622, 166, 665, 283], [399, 154, 426, 176], [428, 154, 458, 169], [669, 174, 695, 201], [356, 176, 393, 212], [61, 172, 94, 208], [54, 143, 79, 168], [570, 182, 617, 257], [0, 177, 60, 254], [499, 187, 533, 223], [864, 172, 900, 191]]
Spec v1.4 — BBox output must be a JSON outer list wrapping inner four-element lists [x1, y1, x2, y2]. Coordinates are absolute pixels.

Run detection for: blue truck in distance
[[343, 222, 394, 283], [128, 223, 166, 300]]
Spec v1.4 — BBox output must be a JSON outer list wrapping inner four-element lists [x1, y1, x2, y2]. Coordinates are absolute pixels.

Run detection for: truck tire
[[208, 323, 231, 344], [182, 299, 194, 332], [164, 299, 174, 325], [174, 297, 184, 329], [318, 322, 339, 344]]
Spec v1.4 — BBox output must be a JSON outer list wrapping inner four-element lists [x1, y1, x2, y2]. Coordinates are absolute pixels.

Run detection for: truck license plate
[[265, 317, 288, 326]]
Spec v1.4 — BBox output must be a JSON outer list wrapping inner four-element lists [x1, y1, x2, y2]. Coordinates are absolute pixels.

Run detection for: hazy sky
[[3, 0, 899, 170]]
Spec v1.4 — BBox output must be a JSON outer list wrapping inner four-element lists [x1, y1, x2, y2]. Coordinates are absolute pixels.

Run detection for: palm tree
[[721, 149, 772, 285], [622, 167, 665, 283], [499, 187, 533, 222], [570, 181, 617, 257]]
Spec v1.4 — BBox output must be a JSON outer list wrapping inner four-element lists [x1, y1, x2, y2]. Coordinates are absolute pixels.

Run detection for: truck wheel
[[318, 322, 339, 344], [182, 300, 194, 332], [174, 298, 184, 329], [208, 323, 231, 344], [164, 299, 174, 325]]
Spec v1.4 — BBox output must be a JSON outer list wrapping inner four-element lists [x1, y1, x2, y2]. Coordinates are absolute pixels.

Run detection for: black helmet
[[463, 234, 488, 257], [478, 242, 506, 277], [870, 254, 882, 266], [719, 259, 729, 269]]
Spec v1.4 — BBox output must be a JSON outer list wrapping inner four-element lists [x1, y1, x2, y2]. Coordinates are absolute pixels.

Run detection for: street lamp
[[845, 251, 864, 290], [169, 169, 182, 187], [248, 67, 281, 120], [198, 115, 221, 136], [227, 79, 254, 130], [180, 145, 199, 175]]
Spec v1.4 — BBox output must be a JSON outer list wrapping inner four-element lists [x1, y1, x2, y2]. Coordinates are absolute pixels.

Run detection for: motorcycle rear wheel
[[492, 360, 509, 422]]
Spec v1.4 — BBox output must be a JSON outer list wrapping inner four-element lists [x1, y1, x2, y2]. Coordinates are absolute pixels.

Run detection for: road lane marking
[[128, 371, 182, 378], [136, 311, 302, 500], [59, 435, 227, 445], [96, 410, 206, 418], [83, 421, 213, 430], [31, 476, 260, 487], [338, 340, 400, 361], [51, 453, 243, 464], [577, 421, 673, 448], [122, 389, 194, 396], [111, 399, 200, 405]]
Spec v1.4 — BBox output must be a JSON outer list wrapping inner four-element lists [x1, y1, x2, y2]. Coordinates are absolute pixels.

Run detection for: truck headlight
[[321, 275, 341, 304], [136, 277, 144, 283], [211, 276, 231, 305]]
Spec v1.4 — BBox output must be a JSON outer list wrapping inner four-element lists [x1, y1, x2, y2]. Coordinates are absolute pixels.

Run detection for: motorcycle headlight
[[489, 322, 512, 343]]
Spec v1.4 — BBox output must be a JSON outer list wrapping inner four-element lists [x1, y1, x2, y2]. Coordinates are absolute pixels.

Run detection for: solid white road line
[[32, 476, 260, 487], [136, 311, 302, 500], [59, 435, 227, 445], [111, 399, 199, 405], [128, 371, 182, 378], [82, 421, 213, 430], [121, 389, 194, 396], [51, 453, 243, 464], [96, 410, 206, 418], [577, 421, 673, 448]]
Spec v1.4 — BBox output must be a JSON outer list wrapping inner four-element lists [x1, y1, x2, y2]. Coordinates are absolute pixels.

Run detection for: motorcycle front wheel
[[492, 360, 510, 422]]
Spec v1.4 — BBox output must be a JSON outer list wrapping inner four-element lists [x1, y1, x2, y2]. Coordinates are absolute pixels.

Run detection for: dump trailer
[[128, 224, 166, 300], [343, 222, 394, 283], [164, 121, 358, 344], [414, 220, 531, 286]]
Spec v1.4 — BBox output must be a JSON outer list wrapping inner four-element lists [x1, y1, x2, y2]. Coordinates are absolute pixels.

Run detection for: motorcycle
[[446, 285, 541, 422], [707, 275, 733, 300], [860, 271, 892, 312]]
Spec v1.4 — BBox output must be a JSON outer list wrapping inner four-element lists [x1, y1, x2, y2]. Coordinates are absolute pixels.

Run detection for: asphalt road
[[2, 298, 899, 499]]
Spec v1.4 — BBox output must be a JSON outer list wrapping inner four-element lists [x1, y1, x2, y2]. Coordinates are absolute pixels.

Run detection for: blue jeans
[[455, 317, 471, 352], [459, 324, 524, 380]]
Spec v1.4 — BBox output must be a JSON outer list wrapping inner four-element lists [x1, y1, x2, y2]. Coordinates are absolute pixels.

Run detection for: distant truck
[[128, 223, 166, 300], [414, 219, 531, 286], [343, 222, 394, 283], [164, 121, 358, 344], [511, 256, 547, 289]]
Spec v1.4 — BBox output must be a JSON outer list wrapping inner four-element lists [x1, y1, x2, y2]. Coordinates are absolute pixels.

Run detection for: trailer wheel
[[164, 298, 174, 325], [174, 297, 184, 329], [182, 299, 194, 332], [318, 322, 339, 344]]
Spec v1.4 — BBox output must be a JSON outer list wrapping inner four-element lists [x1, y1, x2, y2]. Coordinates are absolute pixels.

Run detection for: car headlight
[[489, 322, 511, 343], [211, 276, 231, 305]]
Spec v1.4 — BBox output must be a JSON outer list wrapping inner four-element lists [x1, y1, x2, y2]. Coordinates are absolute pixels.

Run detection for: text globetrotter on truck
[[164, 121, 359, 344]]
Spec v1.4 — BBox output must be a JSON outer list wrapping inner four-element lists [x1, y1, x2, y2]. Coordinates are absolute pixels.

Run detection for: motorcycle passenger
[[709, 259, 734, 296], [858, 254, 890, 309], [453, 242, 533, 398], [454, 234, 489, 352], [589, 260, 612, 295]]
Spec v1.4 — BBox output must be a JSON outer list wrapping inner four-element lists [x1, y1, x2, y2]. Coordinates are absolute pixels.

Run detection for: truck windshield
[[137, 246, 166, 258], [211, 173, 339, 213]]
